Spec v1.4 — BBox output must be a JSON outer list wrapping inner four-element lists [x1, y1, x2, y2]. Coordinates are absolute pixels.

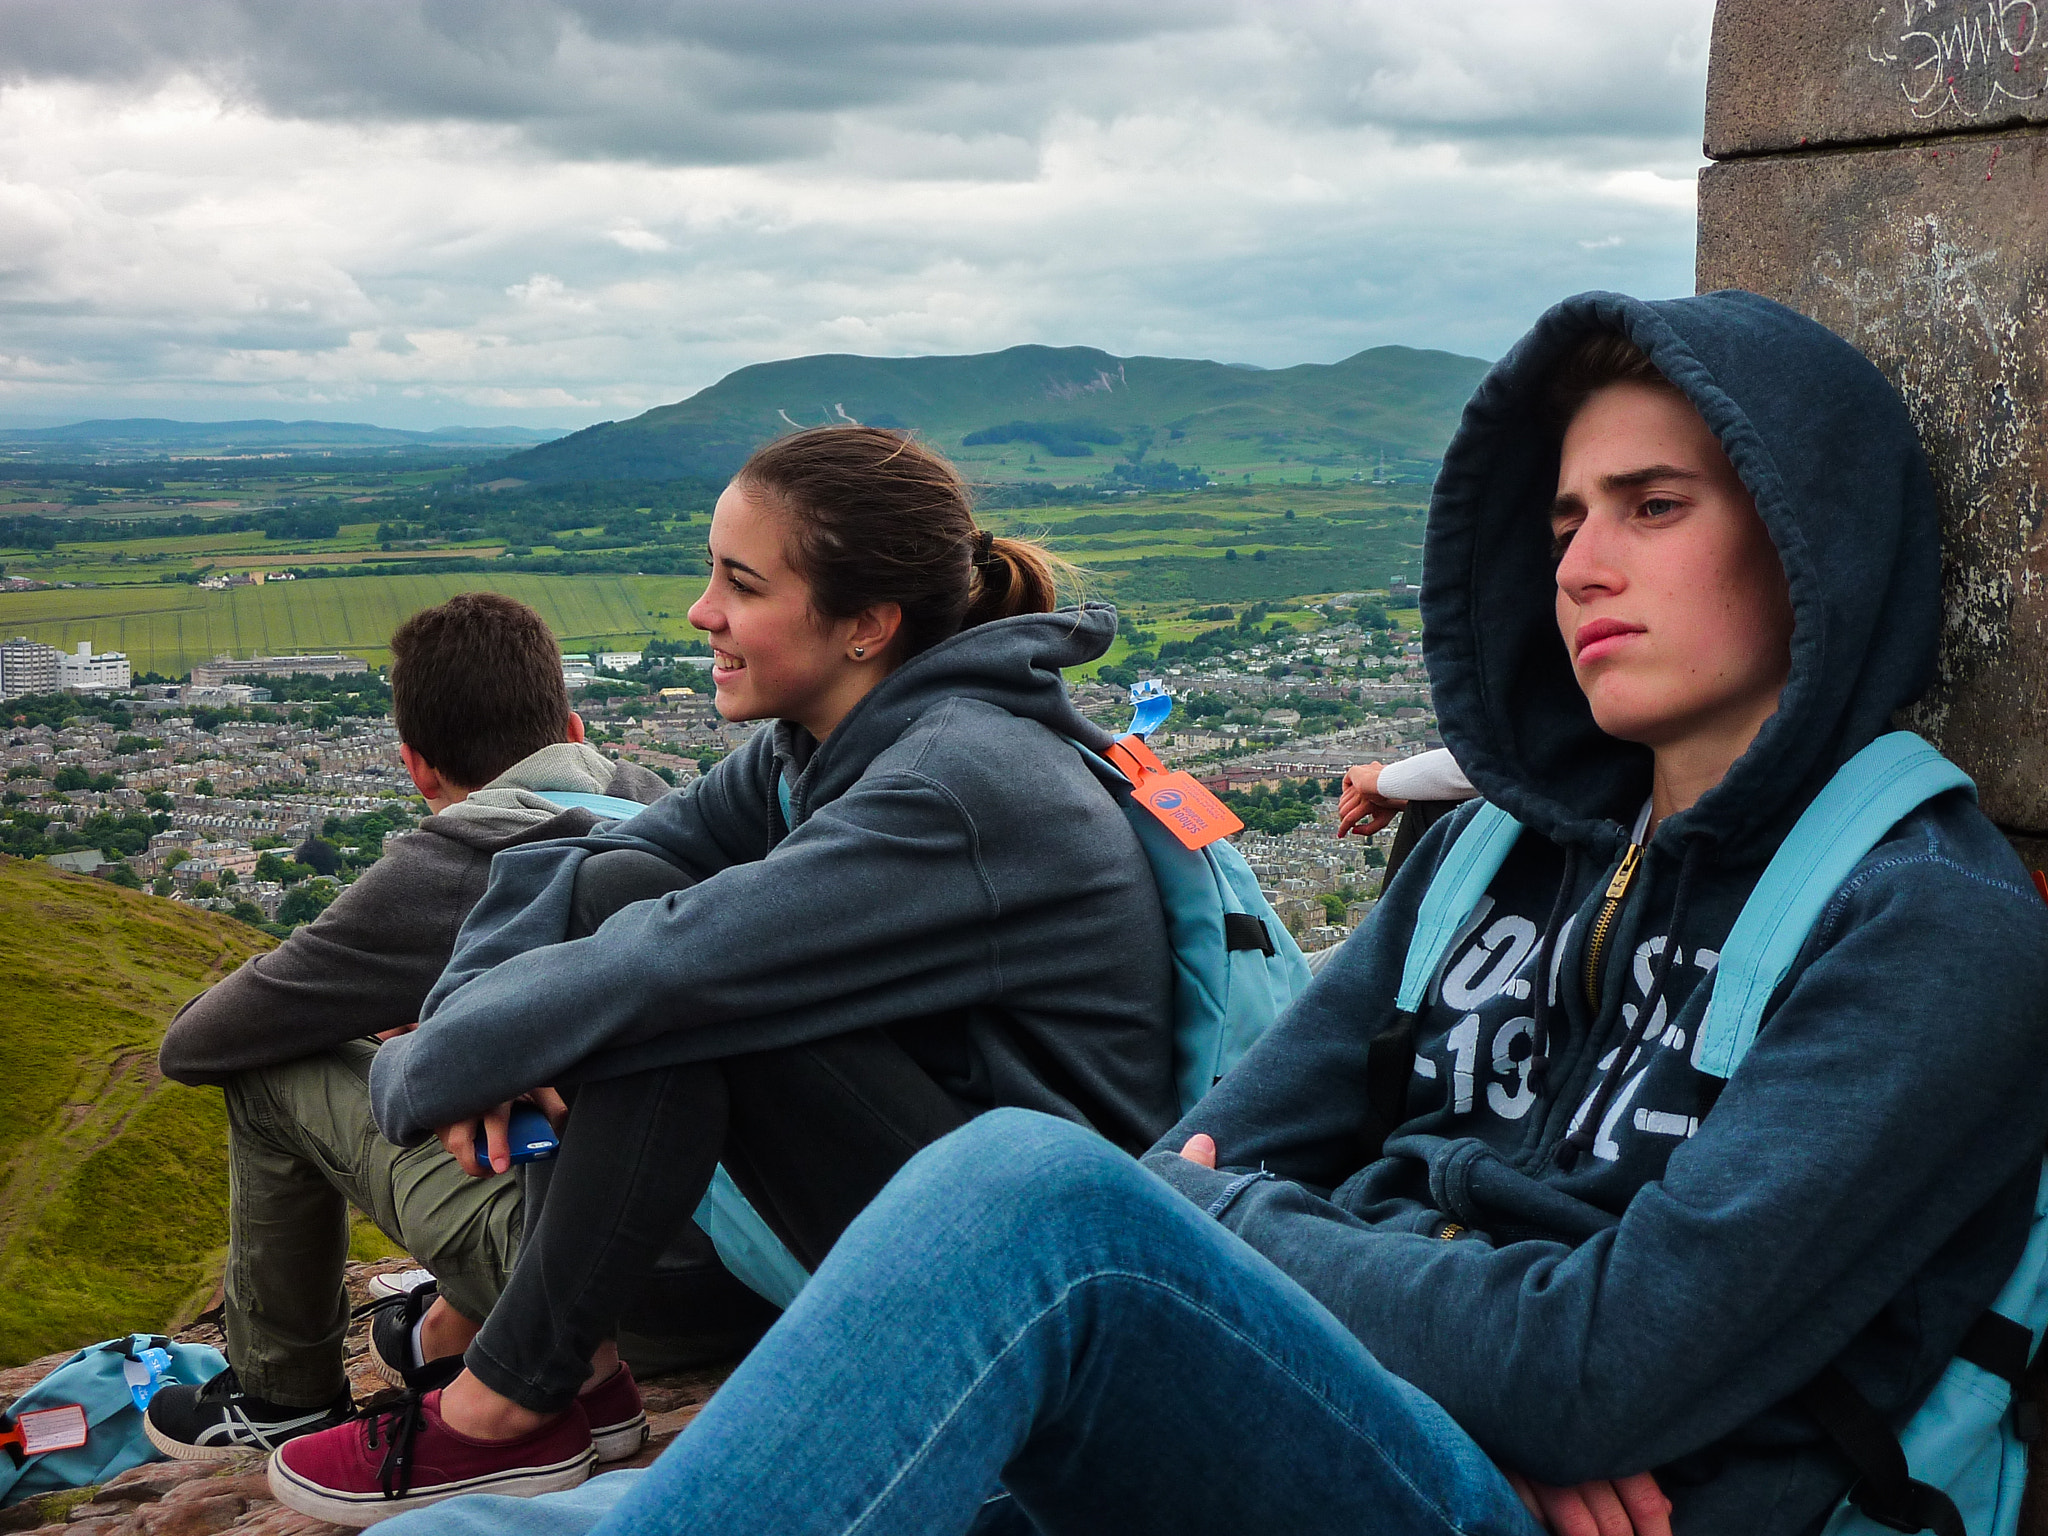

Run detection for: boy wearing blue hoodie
[[380, 291, 2048, 1536]]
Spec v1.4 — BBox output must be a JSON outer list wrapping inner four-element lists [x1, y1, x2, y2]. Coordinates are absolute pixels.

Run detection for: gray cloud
[[0, 0, 1238, 163], [0, 1, 1701, 163], [0, 1, 1711, 428]]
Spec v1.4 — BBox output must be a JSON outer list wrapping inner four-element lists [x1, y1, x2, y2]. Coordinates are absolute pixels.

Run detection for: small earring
[[853, 646, 866, 658]]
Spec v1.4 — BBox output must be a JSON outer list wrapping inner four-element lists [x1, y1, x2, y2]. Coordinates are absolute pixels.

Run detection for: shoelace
[[358, 1388, 431, 1501], [197, 1364, 244, 1404]]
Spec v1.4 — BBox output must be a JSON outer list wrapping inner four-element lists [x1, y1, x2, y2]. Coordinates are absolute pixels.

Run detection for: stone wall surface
[[1702, 1, 2048, 837], [1707, 0, 2048, 155]]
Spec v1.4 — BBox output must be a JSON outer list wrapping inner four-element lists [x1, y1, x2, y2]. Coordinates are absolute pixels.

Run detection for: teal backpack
[[1399, 731, 2047, 1536], [540, 691, 1312, 1310], [0, 1334, 225, 1507], [1066, 682, 1313, 1111]]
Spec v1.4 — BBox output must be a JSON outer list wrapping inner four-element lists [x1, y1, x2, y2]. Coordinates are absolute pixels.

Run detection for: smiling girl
[[267, 427, 1180, 1522], [377, 291, 2048, 1536]]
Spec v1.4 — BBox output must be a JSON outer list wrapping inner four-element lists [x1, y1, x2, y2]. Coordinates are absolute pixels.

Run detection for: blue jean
[[386, 1110, 1539, 1536]]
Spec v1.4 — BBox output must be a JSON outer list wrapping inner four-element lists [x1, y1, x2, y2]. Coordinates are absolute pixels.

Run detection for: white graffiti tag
[[1868, 0, 2046, 120]]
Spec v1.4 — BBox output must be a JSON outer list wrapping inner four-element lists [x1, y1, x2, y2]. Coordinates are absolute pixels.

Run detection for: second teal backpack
[[1398, 732, 2043, 1536], [542, 690, 1315, 1311]]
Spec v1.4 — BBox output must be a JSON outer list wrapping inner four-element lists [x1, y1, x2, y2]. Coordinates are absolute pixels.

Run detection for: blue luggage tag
[[1128, 679, 1171, 739], [119, 1343, 171, 1412]]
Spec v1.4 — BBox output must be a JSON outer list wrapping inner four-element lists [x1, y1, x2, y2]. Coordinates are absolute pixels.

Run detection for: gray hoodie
[[371, 605, 1179, 1153], [158, 743, 669, 1086]]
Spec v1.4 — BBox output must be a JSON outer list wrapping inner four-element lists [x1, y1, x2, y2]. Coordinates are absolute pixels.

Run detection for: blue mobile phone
[[477, 1102, 559, 1166]]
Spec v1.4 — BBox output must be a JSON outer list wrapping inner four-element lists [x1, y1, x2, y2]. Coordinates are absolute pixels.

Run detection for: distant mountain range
[[0, 418, 564, 459], [491, 343, 1490, 486]]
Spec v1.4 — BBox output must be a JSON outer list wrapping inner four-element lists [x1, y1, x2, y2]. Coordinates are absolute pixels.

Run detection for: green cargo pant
[[222, 1039, 522, 1407]]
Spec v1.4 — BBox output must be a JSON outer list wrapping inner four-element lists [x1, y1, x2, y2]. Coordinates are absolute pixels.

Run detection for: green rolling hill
[[0, 860, 272, 1366], [493, 343, 1490, 486]]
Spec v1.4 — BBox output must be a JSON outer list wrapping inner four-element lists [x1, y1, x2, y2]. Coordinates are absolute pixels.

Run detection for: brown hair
[[388, 592, 572, 790], [734, 425, 1074, 660], [1546, 330, 1682, 427]]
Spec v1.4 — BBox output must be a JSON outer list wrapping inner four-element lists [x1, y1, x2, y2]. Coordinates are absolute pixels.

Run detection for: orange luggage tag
[[1105, 733, 1242, 850]]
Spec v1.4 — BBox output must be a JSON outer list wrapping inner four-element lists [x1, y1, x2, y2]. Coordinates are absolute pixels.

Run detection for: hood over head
[[776, 603, 1117, 815], [1422, 289, 1941, 860]]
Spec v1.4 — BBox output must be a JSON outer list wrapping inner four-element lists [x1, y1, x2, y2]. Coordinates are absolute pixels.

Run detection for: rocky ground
[[0, 1261, 736, 1535]]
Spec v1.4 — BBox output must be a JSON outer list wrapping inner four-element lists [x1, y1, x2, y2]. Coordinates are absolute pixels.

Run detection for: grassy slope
[[496, 343, 1490, 484], [0, 860, 272, 1365]]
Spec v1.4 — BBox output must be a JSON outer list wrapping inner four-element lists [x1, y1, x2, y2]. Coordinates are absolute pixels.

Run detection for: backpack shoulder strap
[[1395, 802, 1523, 1012], [1691, 731, 1973, 1080], [533, 791, 650, 820]]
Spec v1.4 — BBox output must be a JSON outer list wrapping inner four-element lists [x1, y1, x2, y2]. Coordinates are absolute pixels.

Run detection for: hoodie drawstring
[[1558, 837, 1704, 1172]]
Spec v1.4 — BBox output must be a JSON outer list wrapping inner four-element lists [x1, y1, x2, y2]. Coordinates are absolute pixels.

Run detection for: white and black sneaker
[[364, 1267, 435, 1302], [144, 1365, 353, 1460]]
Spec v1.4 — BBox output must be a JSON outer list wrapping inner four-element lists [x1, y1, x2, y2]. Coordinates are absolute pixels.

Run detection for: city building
[[58, 642, 131, 693], [190, 652, 368, 686], [1, 637, 59, 700], [597, 651, 643, 673], [179, 684, 271, 705]]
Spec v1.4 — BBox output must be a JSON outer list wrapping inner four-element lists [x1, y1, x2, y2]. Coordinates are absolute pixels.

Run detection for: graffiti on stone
[[1814, 213, 2007, 356], [1802, 200, 2044, 778], [1866, 0, 2047, 121]]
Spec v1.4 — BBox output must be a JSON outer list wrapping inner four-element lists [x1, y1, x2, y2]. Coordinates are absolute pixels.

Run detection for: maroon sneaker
[[580, 1364, 648, 1463], [267, 1389, 594, 1526]]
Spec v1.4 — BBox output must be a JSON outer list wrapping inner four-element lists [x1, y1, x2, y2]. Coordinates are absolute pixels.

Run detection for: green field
[[0, 573, 711, 677], [0, 481, 1428, 676]]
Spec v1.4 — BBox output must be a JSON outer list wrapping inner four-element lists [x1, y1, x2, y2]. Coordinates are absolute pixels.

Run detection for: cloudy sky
[[0, 0, 1713, 430]]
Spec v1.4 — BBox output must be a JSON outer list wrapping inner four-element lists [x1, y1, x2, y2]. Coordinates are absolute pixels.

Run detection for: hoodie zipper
[[1582, 843, 1642, 1010]]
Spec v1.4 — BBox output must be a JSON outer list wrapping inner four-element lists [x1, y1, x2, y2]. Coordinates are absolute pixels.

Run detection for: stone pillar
[[1696, 2, 2048, 860]]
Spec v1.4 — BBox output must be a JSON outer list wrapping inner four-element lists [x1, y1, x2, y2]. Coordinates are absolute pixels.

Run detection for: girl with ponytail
[[283, 426, 1175, 1515]]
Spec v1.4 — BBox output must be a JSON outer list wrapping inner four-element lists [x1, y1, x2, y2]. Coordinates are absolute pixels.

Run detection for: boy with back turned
[[144, 592, 668, 1456]]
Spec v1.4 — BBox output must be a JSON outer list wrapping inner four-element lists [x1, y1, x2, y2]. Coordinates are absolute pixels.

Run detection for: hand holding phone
[[476, 1101, 559, 1167]]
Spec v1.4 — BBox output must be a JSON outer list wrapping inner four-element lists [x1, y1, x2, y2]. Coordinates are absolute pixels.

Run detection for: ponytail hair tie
[[972, 529, 996, 566]]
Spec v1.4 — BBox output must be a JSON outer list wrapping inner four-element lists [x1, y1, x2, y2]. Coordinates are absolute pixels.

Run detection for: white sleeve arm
[[1375, 748, 1477, 803]]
